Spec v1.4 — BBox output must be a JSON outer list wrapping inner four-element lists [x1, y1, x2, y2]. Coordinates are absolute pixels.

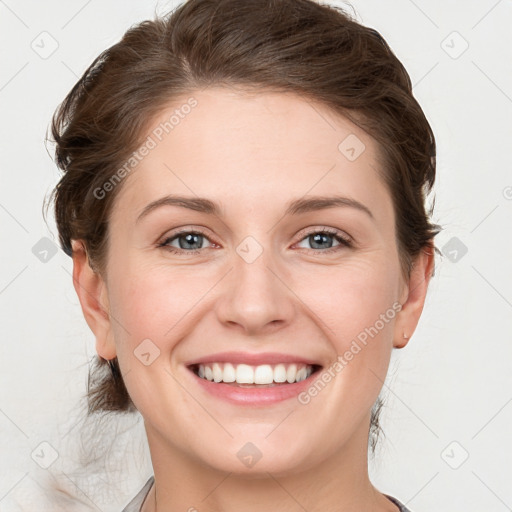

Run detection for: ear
[[393, 245, 435, 349], [71, 240, 117, 360]]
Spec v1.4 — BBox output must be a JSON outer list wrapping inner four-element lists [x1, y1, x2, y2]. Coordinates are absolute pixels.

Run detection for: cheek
[[108, 264, 194, 352], [296, 264, 398, 418], [296, 256, 399, 340], [107, 258, 227, 355], [297, 257, 399, 393]]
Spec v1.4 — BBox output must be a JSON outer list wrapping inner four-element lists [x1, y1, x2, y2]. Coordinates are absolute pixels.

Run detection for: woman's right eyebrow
[[135, 194, 374, 223], [136, 195, 219, 223]]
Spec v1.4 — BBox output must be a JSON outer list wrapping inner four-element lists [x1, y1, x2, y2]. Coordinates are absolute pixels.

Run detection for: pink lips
[[190, 374, 318, 405], [185, 351, 323, 406]]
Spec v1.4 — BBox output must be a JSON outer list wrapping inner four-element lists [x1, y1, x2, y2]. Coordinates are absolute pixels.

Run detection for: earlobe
[[71, 240, 117, 360], [393, 246, 435, 349]]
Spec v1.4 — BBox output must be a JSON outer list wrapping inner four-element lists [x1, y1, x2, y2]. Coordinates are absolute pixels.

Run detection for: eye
[[295, 227, 353, 254], [158, 228, 215, 255]]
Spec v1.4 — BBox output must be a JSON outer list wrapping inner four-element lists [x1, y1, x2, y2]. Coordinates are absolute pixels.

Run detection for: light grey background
[[1, 1, 511, 511]]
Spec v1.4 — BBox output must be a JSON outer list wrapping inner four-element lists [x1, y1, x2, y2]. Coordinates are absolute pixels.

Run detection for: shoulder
[[121, 476, 154, 512]]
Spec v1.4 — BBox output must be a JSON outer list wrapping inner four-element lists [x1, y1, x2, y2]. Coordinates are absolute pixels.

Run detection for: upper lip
[[185, 351, 323, 367]]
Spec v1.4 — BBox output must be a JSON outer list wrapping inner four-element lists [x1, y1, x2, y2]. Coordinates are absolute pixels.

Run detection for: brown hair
[[45, 0, 442, 453]]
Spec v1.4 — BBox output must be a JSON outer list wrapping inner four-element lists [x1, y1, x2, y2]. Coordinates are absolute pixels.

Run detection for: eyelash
[[157, 227, 353, 256]]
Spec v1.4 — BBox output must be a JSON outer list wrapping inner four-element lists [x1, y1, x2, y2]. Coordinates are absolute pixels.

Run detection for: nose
[[214, 242, 296, 336]]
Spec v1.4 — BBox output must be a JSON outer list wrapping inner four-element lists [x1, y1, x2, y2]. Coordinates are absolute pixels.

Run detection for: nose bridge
[[215, 231, 294, 334]]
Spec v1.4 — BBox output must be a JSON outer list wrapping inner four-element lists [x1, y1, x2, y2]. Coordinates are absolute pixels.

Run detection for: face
[[78, 87, 427, 477]]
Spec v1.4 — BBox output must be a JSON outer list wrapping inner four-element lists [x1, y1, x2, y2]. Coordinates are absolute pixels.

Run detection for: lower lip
[[188, 368, 321, 406]]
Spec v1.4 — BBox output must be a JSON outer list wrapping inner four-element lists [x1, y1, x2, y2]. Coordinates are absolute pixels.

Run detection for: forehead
[[110, 87, 393, 228]]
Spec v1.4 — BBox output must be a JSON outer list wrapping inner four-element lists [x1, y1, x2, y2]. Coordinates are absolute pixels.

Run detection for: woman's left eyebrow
[[135, 194, 374, 223]]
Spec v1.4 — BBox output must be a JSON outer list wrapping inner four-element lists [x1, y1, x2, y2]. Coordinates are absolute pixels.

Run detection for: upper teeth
[[196, 363, 313, 384]]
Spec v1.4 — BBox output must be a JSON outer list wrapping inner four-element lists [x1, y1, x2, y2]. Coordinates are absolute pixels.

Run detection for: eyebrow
[[135, 194, 374, 223]]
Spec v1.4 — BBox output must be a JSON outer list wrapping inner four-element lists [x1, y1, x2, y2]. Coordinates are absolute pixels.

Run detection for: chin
[[194, 436, 320, 478]]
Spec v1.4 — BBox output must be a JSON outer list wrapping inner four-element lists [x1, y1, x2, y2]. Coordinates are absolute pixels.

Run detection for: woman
[[48, 0, 441, 510]]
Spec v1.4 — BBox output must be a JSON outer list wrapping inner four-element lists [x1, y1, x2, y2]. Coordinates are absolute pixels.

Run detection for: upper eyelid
[[296, 225, 351, 242]]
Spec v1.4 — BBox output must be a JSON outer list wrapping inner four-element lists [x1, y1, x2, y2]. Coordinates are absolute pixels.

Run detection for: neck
[[141, 418, 398, 512]]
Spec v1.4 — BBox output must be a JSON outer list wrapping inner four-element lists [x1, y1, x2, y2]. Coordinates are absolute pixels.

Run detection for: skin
[[72, 86, 434, 511]]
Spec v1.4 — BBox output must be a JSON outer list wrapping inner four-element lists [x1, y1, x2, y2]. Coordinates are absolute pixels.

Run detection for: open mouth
[[188, 362, 323, 387]]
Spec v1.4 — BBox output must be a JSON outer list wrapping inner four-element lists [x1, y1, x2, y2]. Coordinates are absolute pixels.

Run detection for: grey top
[[384, 493, 413, 511], [122, 476, 412, 511], [121, 476, 154, 512]]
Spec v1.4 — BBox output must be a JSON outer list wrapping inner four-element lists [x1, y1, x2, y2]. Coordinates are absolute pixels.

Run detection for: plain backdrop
[[1, 0, 511, 511]]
